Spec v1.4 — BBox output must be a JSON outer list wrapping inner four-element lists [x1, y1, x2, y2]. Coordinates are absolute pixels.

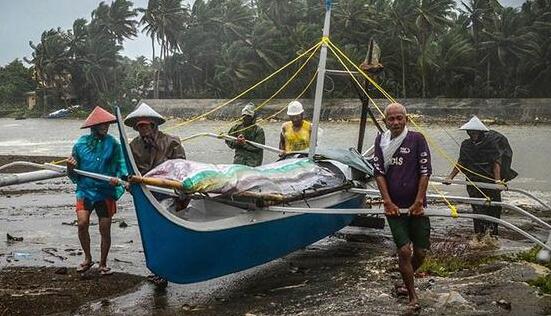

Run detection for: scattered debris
[[114, 258, 132, 264], [436, 291, 469, 307], [7, 233, 23, 242], [118, 221, 128, 228], [13, 252, 31, 260], [495, 299, 512, 310], [54, 267, 68, 275], [41, 248, 66, 261], [270, 281, 309, 292]]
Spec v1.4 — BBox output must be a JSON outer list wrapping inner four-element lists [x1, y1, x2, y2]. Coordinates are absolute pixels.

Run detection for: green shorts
[[386, 215, 431, 249]]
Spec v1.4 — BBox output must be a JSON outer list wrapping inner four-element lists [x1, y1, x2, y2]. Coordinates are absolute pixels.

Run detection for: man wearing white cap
[[444, 116, 517, 237], [124, 102, 186, 175], [225, 102, 265, 167], [279, 100, 312, 153]]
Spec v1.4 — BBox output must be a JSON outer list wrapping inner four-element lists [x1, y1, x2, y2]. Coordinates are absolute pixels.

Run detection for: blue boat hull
[[131, 183, 360, 283]]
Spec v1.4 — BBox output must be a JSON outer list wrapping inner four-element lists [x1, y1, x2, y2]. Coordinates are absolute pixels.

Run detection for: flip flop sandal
[[407, 302, 421, 313], [76, 261, 94, 273], [393, 284, 409, 297], [147, 275, 168, 288], [99, 267, 113, 276]]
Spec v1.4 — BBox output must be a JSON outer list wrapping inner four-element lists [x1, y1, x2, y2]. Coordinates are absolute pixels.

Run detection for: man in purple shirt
[[373, 102, 431, 310]]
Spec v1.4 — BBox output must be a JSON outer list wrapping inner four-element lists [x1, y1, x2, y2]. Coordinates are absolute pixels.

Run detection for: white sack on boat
[[144, 158, 345, 195]]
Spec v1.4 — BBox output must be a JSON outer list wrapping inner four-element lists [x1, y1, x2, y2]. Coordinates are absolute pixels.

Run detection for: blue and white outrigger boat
[[1, 0, 550, 285]]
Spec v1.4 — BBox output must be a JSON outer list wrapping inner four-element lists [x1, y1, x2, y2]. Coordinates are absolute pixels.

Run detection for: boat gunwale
[[116, 108, 364, 232]]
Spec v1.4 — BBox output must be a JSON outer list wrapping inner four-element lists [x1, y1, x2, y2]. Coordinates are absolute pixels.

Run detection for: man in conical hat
[[67, 106, 128, 276], [225, 102, 265, 167], [124, 102, 185, 175], [444, 115, 517, 238], [124, 102, 186, 288]]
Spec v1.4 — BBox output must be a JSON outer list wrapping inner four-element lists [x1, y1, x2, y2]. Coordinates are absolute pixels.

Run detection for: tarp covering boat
[[144, 158, 346, 195]]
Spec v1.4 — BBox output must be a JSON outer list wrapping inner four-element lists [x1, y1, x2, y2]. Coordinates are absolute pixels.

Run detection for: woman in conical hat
[[67, 106, 127, 276]]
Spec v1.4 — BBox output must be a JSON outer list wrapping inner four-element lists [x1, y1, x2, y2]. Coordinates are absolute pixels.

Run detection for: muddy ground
[[2, 154, 551, 315], [0, 266, 143, 316]]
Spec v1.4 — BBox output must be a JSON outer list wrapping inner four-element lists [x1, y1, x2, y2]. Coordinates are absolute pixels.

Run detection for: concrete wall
[[139, 98, 551, 123]]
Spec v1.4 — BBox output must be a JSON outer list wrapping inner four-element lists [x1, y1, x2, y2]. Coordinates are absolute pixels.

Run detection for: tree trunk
[[400, 39, 407, 98], [486, 58, 491, 97], [152, 36, 159, 99]]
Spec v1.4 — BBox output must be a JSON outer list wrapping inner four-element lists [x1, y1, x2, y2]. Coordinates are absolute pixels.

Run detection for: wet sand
[[0, 266, 143, 316]]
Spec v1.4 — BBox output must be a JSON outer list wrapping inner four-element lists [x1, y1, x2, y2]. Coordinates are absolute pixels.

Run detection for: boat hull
[[116, 108, 362, 284], [131, 184, 361, 283]]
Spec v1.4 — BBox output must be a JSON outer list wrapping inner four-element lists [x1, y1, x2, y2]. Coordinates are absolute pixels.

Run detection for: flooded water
[[1, 118, 550, 192], [1, 118, 550, 315]]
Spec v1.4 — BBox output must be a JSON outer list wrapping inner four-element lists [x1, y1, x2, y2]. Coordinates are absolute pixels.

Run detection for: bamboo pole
[[181, 132, 284, 154], [266, 206, 551, 253], [128, 175, 183, 191], [431, 176, 551, 211]]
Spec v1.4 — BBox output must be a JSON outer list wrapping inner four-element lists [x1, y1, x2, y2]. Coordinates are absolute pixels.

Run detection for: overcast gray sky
[[0, 0, 525, 66]]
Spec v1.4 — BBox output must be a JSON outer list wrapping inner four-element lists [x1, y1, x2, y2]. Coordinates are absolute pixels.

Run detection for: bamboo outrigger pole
[[431, 176, 551, 211], [266, 206, 551, 252]]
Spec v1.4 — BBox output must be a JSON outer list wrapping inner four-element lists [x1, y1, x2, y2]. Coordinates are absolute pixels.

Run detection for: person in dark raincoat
[[444, 116, 517, 237]]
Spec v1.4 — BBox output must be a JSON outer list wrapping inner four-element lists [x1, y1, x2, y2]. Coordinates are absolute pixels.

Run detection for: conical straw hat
[[81, 106, 116, 129], [124, 102, 166, 128], [460, 115, 489, 131]]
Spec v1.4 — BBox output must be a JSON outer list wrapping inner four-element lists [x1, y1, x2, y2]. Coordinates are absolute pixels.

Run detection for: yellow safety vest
[[282, 120, 312, 152]]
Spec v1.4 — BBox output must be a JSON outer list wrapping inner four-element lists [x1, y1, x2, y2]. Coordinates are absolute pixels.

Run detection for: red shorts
[[76, 199, 117, 218]]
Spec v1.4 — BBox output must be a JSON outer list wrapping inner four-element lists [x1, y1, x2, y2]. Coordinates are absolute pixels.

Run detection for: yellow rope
[[327, 39, 396, 103], [49, 158, 68, 165], [327, 39, 498, 186], [325, 43, 385, 118], [222, 70, 320, 137], [163, 40, 323, 132], [325, 39, 492, 210], [216, 43, 321, 134]]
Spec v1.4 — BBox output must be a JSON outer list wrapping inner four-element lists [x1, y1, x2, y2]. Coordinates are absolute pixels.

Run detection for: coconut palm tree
[[90, 0, 138, 43], [412, 0, 455, 97], [140, 0, 189, 97]]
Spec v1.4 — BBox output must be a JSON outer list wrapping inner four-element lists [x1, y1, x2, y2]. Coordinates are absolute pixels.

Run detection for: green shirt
[[225, 123, 265, 167]]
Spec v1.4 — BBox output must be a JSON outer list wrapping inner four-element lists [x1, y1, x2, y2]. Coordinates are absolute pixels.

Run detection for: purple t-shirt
[[373, 131, 432, 208]]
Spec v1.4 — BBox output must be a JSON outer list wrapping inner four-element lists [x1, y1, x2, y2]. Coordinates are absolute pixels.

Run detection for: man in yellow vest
[[279, 101, 312, 153]]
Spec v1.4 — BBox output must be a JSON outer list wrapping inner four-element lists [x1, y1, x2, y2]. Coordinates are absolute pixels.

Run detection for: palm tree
[[413, 0, 455, 97], [27, 28, 72, 113], [140, 0, 189, 98], [90, 0, 138, 43]]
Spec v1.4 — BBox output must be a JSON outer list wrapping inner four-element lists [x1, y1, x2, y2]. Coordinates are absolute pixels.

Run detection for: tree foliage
[[8, 0, 550, 112]]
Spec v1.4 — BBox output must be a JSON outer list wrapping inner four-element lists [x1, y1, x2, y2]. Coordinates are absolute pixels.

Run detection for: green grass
[[529, 274, 551, 294], [513, 247, 551, 294], [419, 255, 498, 277]]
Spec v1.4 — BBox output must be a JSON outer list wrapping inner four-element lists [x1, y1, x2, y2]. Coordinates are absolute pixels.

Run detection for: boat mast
[[308, 2, 332, 158]]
